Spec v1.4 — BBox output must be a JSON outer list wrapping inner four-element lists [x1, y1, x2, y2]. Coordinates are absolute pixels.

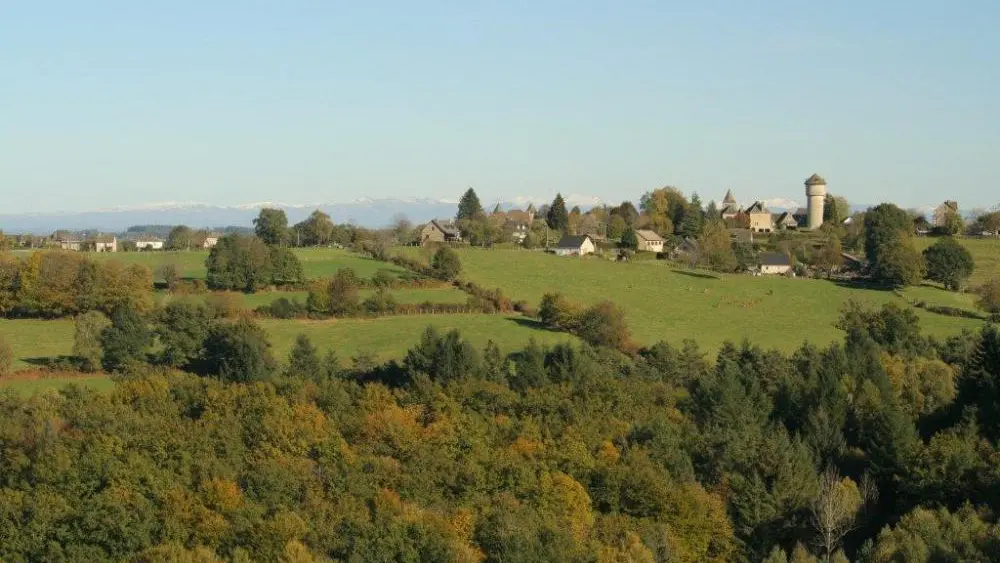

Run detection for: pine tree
[[457, 188, 485, 222], [619, 229, 639, 250], [680, 193, 705, 237], [547, 194, 569, 231], [287, 333, 322, 380]]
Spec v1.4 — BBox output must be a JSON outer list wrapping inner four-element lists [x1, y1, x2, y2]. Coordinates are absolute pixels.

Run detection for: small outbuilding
[[553, 234, 596, 257], [759, 252, 793, 275], [635, 229, 665, 253]]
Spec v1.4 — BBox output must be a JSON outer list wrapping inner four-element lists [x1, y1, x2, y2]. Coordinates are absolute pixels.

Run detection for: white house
[[635, 230, 665, 253], [93, 236, 118, 253], [57, 239, 82, 251], [135, 236, 165, 251], [759, 252, 793, 275], [203, 234, 221, 249], [553, 234, 596, 257]]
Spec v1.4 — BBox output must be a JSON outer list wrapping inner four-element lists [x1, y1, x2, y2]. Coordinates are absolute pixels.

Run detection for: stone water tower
[[804, 174, 827, 230]]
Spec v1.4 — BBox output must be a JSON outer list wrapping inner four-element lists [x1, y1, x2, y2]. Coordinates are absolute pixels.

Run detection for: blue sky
[[1, 1, 997, 214]]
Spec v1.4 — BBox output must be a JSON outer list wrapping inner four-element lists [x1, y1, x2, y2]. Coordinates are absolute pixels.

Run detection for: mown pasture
[[399, 247, 988, 352], [0, 313, 574, 393], [85, 248, 407, 281]]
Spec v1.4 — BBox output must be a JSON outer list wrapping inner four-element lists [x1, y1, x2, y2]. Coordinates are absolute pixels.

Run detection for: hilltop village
[[5, 173, 997, 285]]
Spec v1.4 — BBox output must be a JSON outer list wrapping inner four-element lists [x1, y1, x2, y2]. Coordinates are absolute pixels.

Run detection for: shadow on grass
[[505, 316, 565, 334], [670, 269, 720, 280], [23, 356, 81, 369], [827, 278, 895, 291]]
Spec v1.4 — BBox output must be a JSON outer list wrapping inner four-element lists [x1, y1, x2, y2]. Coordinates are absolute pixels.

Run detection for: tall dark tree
[[923, 237, 974, 290], [156, 302, 212, 368], [547, 193, 569, 231], [680, 193, 705, 238], [864, 203, 923, 287], [955, 325, 1000, 441], [619, 229, 639, 250], [100, 303, 152, 371], [287, 333, 323, 380], [456, 188, 485, 222], [254, 208, 289, 246], [610, 201, 639, 226], [201, 318, 277, 382], [863, 203, 912, 262]]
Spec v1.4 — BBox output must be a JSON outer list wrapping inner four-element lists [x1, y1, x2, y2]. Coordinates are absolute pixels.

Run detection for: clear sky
[[2, 1, 997, 214]]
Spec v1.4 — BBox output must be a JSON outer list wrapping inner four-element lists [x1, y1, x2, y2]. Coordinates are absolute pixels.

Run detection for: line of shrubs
[[254, 296, 511, 320], [537, 292, 634, 353], [911, 300, 985, 320]]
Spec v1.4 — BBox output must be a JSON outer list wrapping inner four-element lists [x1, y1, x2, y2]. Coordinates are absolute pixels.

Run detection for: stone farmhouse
[[420, 220, 462, 245], [92, 235, 118, 253]]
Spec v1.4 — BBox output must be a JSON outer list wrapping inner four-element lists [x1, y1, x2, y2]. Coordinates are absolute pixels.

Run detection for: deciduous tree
[[975, 277, 1000, 319], [156, 302, 212, 368], [100, 303, 151, 371], [697, 222, 737, 272], [73, 311, 110, 372], [431, 247, 461, 280], [923, 237, 974, 290], [327, 268, 360, 316], [201, 318, 277, 382], [254, 208, 290, 246]]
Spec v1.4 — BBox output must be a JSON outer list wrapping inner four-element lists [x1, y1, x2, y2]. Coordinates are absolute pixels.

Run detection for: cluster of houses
[[44, 232, 222, 252], [418, 175, 833, 275], [719, 174, 828, 233], [419, 204, 539, 246]]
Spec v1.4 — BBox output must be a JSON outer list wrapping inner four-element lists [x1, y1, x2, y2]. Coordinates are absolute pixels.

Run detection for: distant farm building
[[635, 230, 665, 253], [92, 235, 118, 253], [203, 234, 222, 249], [420, 220, 462, 245], [134, 236, 165, 251], [759, 252, 793, 275], [553, 234, 596, 257], [745, 201, 774, 233]]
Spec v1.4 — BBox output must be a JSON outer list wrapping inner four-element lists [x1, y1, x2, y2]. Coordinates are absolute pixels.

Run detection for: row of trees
[[205, 234, 304, 292], [0, 251, 152, 318], [5, 299, 1000, 560], [71, 300, 316, 381]]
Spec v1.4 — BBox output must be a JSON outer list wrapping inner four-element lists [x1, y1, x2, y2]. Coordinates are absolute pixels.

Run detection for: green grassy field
[[258, 315, 575, 365], [400, 248, 986, 352], [157, 286, 472, 310], [0, 314, 572, 374], [0, 375, 115, 396], [914, 236, 1000, 287], [85, 248, 407, 281]]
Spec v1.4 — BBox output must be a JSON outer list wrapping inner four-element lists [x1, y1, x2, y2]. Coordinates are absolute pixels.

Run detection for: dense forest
[[1, 300, 999, 561]]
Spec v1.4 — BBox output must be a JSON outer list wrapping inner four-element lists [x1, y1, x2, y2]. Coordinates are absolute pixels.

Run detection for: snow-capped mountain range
[[0, 195, 910, 234], [0, 195, 612, 234]]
